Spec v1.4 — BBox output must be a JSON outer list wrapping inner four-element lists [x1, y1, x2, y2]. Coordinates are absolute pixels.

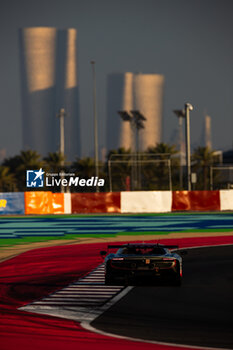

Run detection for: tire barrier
[[0, 190, 232, 215]]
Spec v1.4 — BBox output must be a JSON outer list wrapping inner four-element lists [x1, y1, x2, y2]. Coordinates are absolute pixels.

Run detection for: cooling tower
[[19, 27, 80, 160], [106, 72, 164, 152], [106, 73, 132, 152], [133, 73, 164, 150], [58, 28, 79, 160]]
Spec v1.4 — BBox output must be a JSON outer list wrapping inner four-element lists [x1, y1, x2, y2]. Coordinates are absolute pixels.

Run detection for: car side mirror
[[100, 250, 107, 257]]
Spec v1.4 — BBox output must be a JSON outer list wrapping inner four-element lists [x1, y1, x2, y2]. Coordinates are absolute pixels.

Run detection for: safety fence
[[0, 190, 233, 215]]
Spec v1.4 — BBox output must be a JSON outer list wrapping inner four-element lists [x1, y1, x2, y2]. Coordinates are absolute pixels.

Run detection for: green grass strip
[[0, 211, 233, 220], [0, 228, 233, 248]]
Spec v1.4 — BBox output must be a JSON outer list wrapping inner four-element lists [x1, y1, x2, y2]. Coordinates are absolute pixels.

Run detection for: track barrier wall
[[24, 191, 54, 215], [0, 190, 232, 215], [121, 191, 172, 213], [64, 193, 71, 214], [71, 192, 121, 213], [24, 192, 72, 215], [0, 192, 25, 215], [172, 190, 221, 211], [219, 190, 233, 211], [52, 193, 65, 214]]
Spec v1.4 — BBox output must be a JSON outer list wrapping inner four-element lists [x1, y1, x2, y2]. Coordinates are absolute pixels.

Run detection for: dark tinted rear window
[[118, 247, 166, 255]]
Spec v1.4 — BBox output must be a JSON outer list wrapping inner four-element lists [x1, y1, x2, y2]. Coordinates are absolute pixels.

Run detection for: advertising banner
[[172, 191, 221, 211], [25, 191, 53, 215], [52, 193, 65, 214], [71, 192, 121, 213], [0, 192, 25, 215]]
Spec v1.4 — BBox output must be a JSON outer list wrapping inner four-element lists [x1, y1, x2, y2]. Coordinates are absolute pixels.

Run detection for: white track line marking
[[19, 263, 131, 323], [54, 291, 118, 295]]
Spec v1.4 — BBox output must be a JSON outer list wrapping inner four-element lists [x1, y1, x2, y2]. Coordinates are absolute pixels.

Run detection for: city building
[[19, 27, 80, 160], [106, 72, 164, 152]]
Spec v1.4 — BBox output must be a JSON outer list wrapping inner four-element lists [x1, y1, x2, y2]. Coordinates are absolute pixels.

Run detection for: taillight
[[163, 258, 176, 266]]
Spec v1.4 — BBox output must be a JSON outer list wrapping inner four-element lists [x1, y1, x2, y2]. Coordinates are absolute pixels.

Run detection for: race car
[[100, 243, 185, 286]]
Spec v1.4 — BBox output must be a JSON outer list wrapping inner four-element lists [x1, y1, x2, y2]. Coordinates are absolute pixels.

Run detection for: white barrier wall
[[64, 193, 72, 214], [121, 191, 172, 213], [220, 190, 233, 211]]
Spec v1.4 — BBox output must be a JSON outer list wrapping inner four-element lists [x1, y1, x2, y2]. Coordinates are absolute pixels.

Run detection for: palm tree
[[147, 142, 177, 157], [70, 157, 104, 192], [11, 150, 43, 191], [107, 147, 132, 158], [2, 150, 43, 191], [106, 148, 132, 191], [144, 143, 178, 190], [43, 152, 66, 173], [0, 166, 17, 191], [18, 150, 43, 170], [192, 146, 215, 190], [72, 157, 96, 178], [2, 154, 22, 174]]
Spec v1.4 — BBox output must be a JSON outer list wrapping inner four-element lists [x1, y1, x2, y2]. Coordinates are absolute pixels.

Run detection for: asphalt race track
[[92, 245, 233, 349], [1, 214, 233, 350]]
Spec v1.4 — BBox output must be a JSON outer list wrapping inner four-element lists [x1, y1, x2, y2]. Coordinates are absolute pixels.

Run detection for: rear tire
[[172, 262, 182, 286], [105, 274, 115, 285], [173, 274, 182, 286]]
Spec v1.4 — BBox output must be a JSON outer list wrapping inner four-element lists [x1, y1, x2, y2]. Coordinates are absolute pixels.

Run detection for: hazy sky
[[0, 0, 232, 159]]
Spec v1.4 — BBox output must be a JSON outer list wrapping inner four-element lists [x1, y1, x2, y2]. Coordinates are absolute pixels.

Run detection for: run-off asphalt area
[[92, 245, 233, 349]]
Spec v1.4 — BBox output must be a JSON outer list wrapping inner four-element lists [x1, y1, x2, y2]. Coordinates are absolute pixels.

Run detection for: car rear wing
[[108, 244, 179, 249]]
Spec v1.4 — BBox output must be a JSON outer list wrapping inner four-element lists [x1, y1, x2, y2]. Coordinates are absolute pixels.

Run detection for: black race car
[[100, 243, 186, 286]]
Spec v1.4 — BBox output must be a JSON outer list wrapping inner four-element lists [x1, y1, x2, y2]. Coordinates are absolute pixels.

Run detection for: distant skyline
[[19, 27, 80, 160], [0, 0, 232, 160]]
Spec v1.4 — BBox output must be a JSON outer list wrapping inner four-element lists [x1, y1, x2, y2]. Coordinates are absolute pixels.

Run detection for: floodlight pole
[[118, 110, 135, 190], [185, 103, 193, 191], [135, 125, 140, 188], [57, 108, 66, 193], [178, 116, 183, 189], [91, 60, 99, 192], [108, 159, 112, 192], [57, 108, 66, 162], [210, 167, 213, 191], [173, 109, 185, 190], [118, 110, 146, 191], [130, 110, 146, 190]]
